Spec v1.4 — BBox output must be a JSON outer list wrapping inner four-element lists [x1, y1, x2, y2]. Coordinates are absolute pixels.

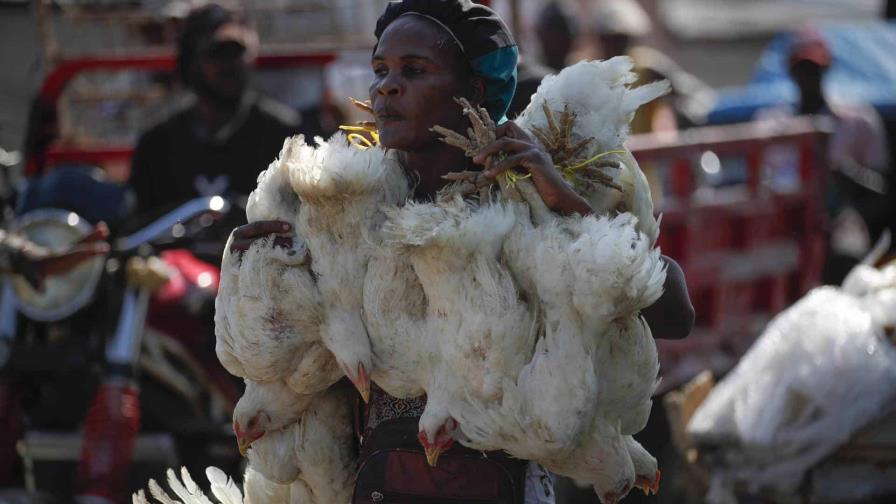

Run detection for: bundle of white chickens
[[685, 237, 896, 503], [134, 57, 670, 504]]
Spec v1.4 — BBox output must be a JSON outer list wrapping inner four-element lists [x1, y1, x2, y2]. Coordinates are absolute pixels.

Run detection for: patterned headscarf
[[374, 0, 519, 122]]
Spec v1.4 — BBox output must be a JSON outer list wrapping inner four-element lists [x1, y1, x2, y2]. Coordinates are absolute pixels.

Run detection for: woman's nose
[[376, 75, 401, 96]]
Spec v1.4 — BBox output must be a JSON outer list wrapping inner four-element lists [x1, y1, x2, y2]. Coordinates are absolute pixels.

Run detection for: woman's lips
[[375, 106, 403, 122]]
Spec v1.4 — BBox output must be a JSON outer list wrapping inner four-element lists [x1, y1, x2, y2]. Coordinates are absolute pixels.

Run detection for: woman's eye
[[373, 66, 388, 77], [403, 65, 425, 77]]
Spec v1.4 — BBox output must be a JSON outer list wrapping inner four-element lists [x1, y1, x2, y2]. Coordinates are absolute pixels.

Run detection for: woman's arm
[[641, 256, 695, 340]]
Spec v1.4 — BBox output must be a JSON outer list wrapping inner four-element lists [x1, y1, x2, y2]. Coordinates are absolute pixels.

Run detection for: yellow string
[[339, 125, 380, 150], [503, 170, 532, 185], [500, 150, 624, 187], [562, 149, 625, 172]]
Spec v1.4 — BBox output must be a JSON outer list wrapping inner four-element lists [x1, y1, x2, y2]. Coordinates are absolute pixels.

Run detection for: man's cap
[[176, 3, 258, 83], [789, 25, 832, 69]]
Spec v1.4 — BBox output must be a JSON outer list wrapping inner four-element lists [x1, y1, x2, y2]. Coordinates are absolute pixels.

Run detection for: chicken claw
[[349, 97, 374, 116], [531, 100, 623, 193]]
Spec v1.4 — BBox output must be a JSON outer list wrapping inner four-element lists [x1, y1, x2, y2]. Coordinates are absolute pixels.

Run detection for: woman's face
[[370, 16, 474, 150]]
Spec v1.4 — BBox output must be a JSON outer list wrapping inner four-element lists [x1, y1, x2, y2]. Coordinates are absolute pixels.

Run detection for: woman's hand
[[229, 220, 293, 255], [472, 121, 593, 216]]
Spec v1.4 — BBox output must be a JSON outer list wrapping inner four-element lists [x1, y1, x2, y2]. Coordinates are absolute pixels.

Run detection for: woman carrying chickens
[[230, 1, 694, 503]]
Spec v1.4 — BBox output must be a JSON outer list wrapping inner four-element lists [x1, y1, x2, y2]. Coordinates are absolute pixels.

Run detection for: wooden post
[[509, 0, 521, 40], [34, 0, 59, 66]]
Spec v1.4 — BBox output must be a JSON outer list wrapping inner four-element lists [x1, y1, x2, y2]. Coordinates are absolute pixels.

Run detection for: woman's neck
[[401, 143, 472, 201]]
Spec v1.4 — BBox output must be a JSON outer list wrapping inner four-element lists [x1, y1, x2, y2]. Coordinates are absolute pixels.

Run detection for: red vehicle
[[6, 46, 340, 502]]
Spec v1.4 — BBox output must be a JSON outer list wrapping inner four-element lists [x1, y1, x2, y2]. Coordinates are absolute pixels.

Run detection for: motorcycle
[[0, 166, 243, 502]]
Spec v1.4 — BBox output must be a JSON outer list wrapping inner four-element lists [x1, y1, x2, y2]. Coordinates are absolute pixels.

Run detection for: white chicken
[[571, 215, 665, 435], [186, 56, 671, 504], [419, 58, 667, 502], [288, 133, 410, 401], [244, 384, 356, 503], [215, 138, 341, 393], [515, 57, 668, 245], [450, 212, 664, 503], [232, 379, 312, 455], [383, 196, 539, 465], [362, 226, 429, 400], [687, 252, 896, 499], [225, 381, 355, 502]]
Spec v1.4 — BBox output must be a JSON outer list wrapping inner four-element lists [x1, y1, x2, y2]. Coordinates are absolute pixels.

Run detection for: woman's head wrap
[[374, 0, 519, 122]]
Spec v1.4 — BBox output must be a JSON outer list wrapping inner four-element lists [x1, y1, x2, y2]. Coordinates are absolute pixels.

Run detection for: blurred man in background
[[759, 25, 892, 283], [128, 2, 312, 227], [585, 0, 680, 135], [508, 1, 578, 118], [789, 26, 892, 282]]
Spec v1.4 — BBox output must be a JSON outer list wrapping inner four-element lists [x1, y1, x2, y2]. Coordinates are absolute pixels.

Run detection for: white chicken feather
[[232, 379, 314, 455], [384, 197, 538, 463], [687, 257, 896, 497], [244, 384, 355, 502], [515, 58, 667, 244], [196, 56, 671, 504], [288, 134, 410, 401], [215, 139, 341, 392]]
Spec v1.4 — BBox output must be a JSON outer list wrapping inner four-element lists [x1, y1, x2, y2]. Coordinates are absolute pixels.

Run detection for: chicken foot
[[431, 98, 559, 224], [530, 101, 623, 193]]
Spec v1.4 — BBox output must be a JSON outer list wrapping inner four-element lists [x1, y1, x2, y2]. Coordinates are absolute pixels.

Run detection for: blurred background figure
[[128, 2, 319, 233], [535, 0, 577, 73], [758, 24, 892, 284], [507, 1, 578, 118], [583, 0, 678, 136]]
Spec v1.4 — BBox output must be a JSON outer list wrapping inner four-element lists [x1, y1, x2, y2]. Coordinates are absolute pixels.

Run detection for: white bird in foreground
[[136, 384, 356, 504], [515, 57, 667, 245], [244, 384, 356, 503], [383, 197, 539, 466], [288, 133, 410, 402], [232, 379, 312, 456], [185, 57, 670, 504], [215, 139, 341, 393], [687, 249, 896, 499], [450, 212, 664, 503]]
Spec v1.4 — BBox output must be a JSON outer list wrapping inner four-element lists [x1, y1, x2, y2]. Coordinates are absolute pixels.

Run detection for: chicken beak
[[353, 363, 370, 403], [424, 445, 443, 468], [634, 470, 661, 495], [238, 437, 252, 457]]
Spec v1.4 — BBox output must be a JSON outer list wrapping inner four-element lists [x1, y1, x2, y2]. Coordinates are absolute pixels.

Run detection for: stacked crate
[[630, 117, 830, 384]]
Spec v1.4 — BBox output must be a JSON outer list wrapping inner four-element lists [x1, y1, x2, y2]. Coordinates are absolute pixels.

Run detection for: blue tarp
[[707, 21, 896, 124]]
